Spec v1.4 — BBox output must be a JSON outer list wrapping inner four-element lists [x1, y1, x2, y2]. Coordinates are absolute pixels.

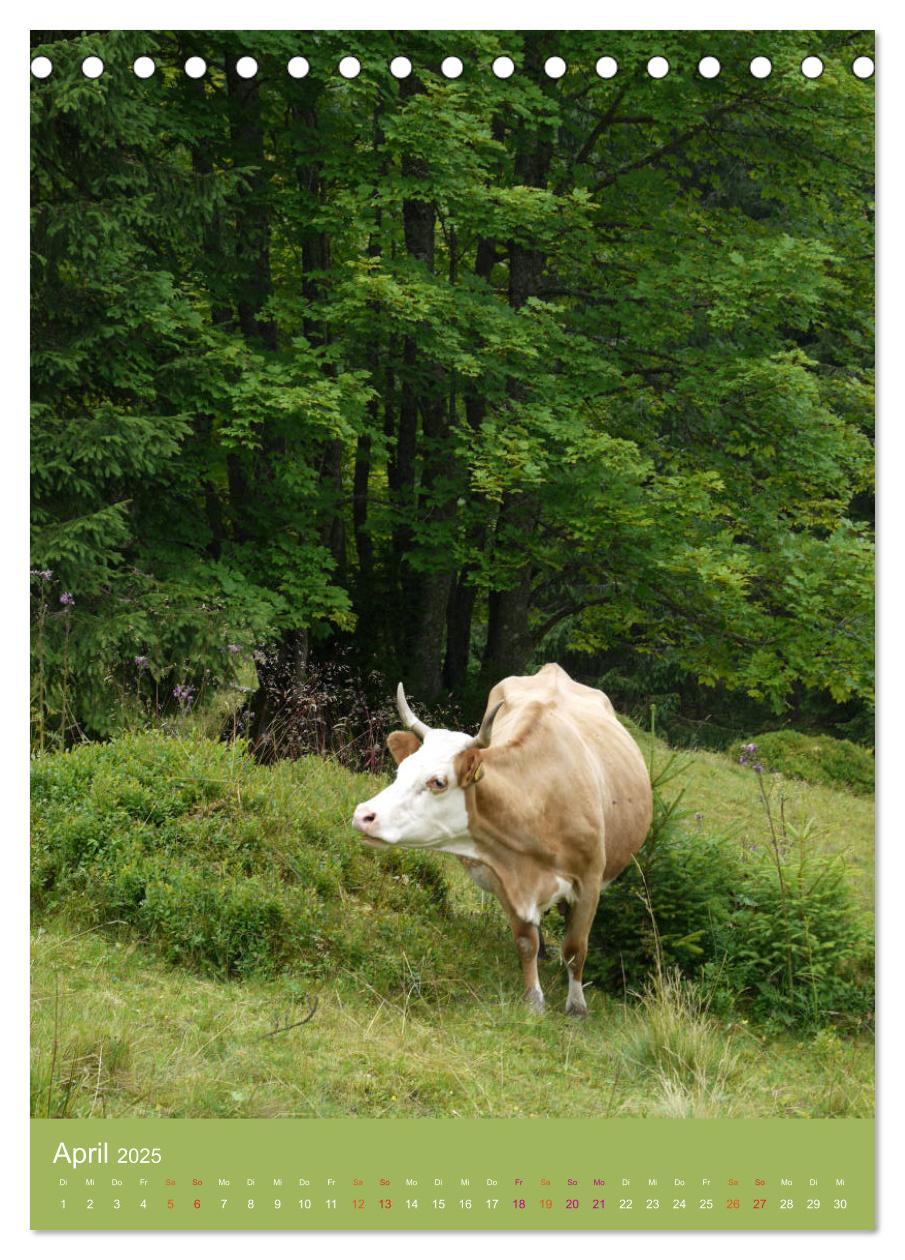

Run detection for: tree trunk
[[389, 335, 419, 605], [391, 72, 455, 700], [443, 234, 497, 695], [292, 87, 345, 579], [352, 429, 373, 587], [444, 576, 477, 693], [223, 50, 314, 755], [482, 44, 554, 684], [225, 54, 276, 353], [245, 630, 310, 762], [482, 560, 536, 682], [352, 109, 388, 608], [189, 81, 233, 559]]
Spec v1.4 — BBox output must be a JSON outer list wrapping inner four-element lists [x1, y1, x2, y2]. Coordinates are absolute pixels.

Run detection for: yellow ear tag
[[472, 762, 484, 783]]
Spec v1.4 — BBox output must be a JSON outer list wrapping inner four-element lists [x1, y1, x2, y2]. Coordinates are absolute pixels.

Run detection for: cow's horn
[[475, 701, 503, 748], [396, 683, 431, 740]]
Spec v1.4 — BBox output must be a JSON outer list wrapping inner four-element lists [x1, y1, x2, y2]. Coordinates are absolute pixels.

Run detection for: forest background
[[30, 29, 875, 757]]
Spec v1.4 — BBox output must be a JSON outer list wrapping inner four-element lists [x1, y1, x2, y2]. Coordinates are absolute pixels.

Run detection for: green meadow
[[31, 727, 873, 1121]]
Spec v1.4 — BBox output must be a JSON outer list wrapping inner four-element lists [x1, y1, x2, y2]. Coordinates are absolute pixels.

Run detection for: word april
[[53, 1142, 108, 1168]]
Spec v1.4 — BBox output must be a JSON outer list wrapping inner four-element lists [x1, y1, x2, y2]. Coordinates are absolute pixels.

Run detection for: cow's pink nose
[[352, 804, 378, 834]]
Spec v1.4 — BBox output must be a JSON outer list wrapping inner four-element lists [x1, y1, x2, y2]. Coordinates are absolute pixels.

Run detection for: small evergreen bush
[[705, 851, 874, 1028], [585, 755, 874, 1030], [585, 791, 742, 991]]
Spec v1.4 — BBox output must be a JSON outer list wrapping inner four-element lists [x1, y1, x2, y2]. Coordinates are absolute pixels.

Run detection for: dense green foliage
[[31, 733, 450, 982], [586, 783, 874, 1029], [31, 29, 874, 746], [32, 730, 872, 1029], [731, 730, 874, 795]]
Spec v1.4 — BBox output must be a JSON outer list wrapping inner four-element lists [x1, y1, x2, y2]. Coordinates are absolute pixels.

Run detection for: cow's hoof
[[523, 987, 545, 1013], [565, 1000, 588, 1019]]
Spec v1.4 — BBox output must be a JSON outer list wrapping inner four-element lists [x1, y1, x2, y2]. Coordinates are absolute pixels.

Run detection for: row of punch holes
[[31, 53, 876, 82]]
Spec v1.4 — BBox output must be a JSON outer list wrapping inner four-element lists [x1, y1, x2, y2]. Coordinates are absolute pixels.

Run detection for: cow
[[352, 663, 652, 1016]]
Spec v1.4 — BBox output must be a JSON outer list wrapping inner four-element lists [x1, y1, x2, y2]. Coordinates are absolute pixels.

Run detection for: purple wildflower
[[30, 569, 53, 582], [172, 683, 195, 707], [134, 655, 149, 671], [227, 643, 241, 655], [59, 592, 75, 607], [739, 741, 768, 775]]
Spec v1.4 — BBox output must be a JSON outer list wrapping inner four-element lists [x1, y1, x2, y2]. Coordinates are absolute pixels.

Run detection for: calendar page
[[29, 27, 875, 1234]]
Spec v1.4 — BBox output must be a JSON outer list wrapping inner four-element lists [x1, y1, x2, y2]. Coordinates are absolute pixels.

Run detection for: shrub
[[705, 851, 874, 1029], [585, 790, 742, 992], [585, 767, 874, 1030], [731, 730, 874, 795], [231, 652, 470, 771], [31, 732, 453, 985]]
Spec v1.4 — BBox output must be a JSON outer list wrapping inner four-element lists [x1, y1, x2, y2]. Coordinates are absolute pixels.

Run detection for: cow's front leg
[[562, 889, 600, 1018], [510, 919, 544, 1012]]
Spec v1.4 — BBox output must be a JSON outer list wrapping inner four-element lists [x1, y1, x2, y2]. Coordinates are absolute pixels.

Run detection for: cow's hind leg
[[562, 889, 600, 1018], [509, 917, 544, 1012]]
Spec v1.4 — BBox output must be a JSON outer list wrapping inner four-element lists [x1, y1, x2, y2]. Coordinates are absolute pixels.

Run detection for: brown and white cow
[[352, 663, 652, 1016]]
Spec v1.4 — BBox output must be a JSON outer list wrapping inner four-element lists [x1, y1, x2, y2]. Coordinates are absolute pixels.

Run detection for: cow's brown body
[[451, 663, 652, 1014], [352, 663, 652, 1015]]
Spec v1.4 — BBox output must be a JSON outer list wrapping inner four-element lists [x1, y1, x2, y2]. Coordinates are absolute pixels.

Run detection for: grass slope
[[31, 728, 874, 1119], [627, 723, 874, 907], [32, 921, 872, 1120]]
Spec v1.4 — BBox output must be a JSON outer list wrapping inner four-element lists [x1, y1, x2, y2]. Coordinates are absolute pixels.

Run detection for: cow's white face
[[352, 729, 475, 848]]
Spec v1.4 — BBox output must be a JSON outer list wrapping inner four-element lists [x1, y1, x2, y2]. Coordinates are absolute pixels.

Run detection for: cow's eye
[[426, 775, 448, 793]]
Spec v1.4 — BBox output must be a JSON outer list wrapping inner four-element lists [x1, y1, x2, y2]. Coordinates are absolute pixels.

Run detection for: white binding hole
[[82, 56, 104, 79], [184, 56, 207, 79], [749, 56, 772, 79], [236, 56, 258, 79], [801, 56, 824, 79], [596, 56, 618, 79], [441, 56, 463, 79], [698, 56, 721, 79], [390, 56, 411, 79], [544, 56, 566, 79], [133, 56, 156, 79], [287, 57, 309, 79], [647, 56, 669, 79], [339, 56, 360, 79], [852, 56, 874, 80], [31, 56, 52, 79], [493, 56, 515, 79]]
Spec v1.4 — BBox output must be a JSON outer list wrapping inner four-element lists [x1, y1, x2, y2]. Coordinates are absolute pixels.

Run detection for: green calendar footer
[[31, 1117, 874, 1230]]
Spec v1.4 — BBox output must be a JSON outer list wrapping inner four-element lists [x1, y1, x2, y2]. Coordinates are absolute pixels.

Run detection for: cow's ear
[[456, 746, 485, 787], [387, 730, 421, 765]]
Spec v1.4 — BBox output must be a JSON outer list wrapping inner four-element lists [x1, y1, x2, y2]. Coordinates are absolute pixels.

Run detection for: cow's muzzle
[[352, 803, 387, 843]]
